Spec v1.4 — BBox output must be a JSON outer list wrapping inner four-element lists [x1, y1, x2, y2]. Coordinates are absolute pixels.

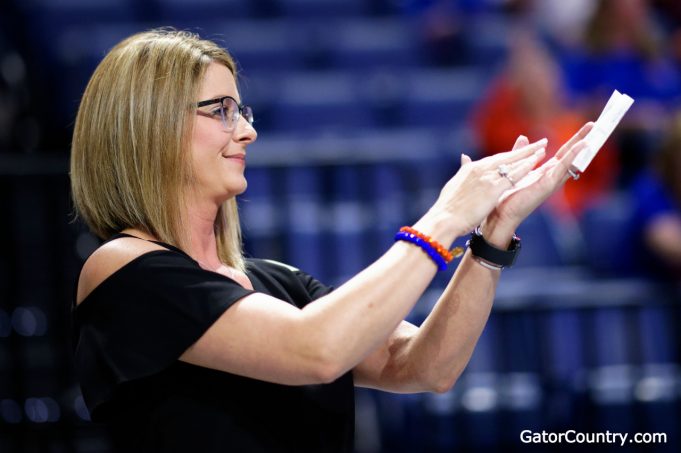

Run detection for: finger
[[550, 139, 589, 182], [507, 148, 546, 184], [497, 164, 542, 203], [532, 155, 560, 174], [487, 138, 548, 166], [512, 135, 529, 151], [554, 122, 594, 160], [460, 153, 472, 166]]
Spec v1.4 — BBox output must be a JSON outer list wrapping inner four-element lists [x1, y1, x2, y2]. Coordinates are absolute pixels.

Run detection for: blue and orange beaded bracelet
[[394, 226, 463, 271]]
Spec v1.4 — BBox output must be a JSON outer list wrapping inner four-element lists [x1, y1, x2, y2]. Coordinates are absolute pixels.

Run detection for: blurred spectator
[[558, 0, 681, 184], [623, 112, 681, 281], [564, 0, 679, 103], [472, 31, 617, 216]]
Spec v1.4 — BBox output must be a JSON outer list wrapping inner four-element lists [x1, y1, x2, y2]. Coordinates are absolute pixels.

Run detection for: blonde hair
[[70, 28, 245, 270]]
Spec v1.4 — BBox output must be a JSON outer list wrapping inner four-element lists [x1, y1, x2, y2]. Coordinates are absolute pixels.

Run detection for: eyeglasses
[[196, 95, 254, 131]]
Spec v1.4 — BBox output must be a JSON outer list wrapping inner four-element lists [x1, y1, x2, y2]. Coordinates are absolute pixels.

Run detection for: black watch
[[467, 226, 521, 268]]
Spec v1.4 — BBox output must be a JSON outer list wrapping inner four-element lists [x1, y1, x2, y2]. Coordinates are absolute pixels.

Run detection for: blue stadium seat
[[465, 13, 510, 70], [366, 164, 407, 259], [155, 0, 251, 21], [270, 71, 376, 132], [579, 193, 633, 276], [402, 68, 488, 129], [638, 306, 678, 364], [283, 166, 328, 280], [544, 310, 585, 379], [330, 18, 421, 69], [17, 3, 139, 124], [328, 166, 368, 282], [191, 20, 305, 72], [279, 0, 366, 18], [18, 0, 137, 28], [240, 167, 284, 260], [514, 208, 566, 267]]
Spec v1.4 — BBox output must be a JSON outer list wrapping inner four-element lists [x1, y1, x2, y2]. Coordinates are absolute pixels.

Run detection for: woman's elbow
[[423, 367, 463, 394], [301, 337, 349, 384], [313, 361, 346, 384], [431, 376, 458, 394], [297, 318, 353, 384]]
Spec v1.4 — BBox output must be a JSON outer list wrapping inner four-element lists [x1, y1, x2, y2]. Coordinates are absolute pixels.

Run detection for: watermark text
[[520, 430, 667, 447]]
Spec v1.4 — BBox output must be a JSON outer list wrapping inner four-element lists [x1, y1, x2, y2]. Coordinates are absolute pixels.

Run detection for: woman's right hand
[[428, 139, 548, 237]]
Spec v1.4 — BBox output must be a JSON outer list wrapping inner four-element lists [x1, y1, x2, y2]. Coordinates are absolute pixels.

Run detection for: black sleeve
[[293, 268, 334, 301], [74, 251, 255, 414], [245, 259, 334, 309]]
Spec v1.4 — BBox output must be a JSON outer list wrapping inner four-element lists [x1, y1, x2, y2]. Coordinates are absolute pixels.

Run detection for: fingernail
[[538, 138, 548, 144]]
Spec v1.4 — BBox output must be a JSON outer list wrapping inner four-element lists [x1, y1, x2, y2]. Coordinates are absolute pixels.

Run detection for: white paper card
[[571, 90, 634, 173]]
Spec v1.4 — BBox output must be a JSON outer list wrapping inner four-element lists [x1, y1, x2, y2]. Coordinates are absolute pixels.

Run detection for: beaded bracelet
[[394, 231, 448, 271], [399, 226, 455, 262]]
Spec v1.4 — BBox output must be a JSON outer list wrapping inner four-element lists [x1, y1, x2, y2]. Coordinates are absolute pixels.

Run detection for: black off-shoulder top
[[73, 234, 354, 452]]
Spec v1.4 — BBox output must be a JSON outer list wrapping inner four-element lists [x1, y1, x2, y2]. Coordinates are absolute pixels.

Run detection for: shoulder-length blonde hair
[[70, 28, 245, 270]]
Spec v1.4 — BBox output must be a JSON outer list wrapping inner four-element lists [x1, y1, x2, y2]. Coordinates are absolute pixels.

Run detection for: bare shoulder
[[76, 237, 167, 306]]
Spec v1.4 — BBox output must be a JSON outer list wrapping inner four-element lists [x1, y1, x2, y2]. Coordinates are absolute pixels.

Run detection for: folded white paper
[[571, 90, 634, 173]]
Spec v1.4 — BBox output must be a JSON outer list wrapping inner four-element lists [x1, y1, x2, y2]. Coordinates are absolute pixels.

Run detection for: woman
[[70, 29, 591, 452]]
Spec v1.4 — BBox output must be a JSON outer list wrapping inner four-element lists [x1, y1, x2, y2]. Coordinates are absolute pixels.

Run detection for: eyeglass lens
[[221, 98, 253, 130]]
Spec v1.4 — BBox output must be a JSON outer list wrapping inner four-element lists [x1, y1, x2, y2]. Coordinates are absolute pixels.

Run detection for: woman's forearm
[[299, 210, 465, 380], [394, 216, 516, 392]]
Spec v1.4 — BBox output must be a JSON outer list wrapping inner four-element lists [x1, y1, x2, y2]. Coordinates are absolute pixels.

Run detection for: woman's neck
[[186, 200, 222, 268]]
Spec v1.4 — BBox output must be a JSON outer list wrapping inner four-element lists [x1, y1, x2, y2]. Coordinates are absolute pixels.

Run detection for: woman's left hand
[[487, 122, 593, 232]]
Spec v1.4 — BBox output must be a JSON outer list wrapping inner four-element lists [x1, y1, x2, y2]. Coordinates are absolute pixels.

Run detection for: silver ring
[[568, 168, 580, 181], [497, 164, 515, 186], [497, 164, 510, 178]]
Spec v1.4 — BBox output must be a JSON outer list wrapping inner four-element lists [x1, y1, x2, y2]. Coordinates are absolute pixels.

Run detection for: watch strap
[[467, 226, 521, 268]]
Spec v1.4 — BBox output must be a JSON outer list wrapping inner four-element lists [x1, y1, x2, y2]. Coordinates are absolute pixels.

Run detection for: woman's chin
[[218, 181, 247, 202], [234, 179, 248, 195]]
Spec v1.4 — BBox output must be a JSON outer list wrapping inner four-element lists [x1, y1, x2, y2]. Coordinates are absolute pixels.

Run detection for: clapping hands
[[491, 122, 593, 231], [431, 138, 548, 236]]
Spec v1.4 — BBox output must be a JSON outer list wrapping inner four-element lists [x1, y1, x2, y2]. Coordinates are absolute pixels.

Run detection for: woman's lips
[[223, 153, 246, 163]]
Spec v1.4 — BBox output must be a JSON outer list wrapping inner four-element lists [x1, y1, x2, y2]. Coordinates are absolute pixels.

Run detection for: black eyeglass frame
[[196, 95, 253, 130]]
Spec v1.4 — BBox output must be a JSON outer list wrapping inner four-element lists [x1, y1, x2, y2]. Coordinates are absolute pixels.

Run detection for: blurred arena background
[[1, 0, 681, 451]]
